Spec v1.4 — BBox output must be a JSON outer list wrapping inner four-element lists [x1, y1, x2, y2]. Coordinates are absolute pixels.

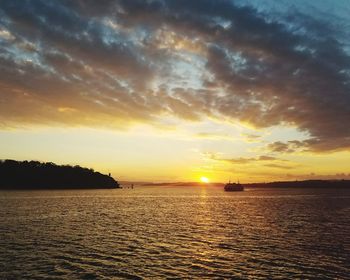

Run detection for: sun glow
[[200, 176, 210, 183]]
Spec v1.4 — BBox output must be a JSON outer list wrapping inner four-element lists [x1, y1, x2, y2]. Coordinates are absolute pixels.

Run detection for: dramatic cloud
[[208, 154, 281, 164], [263, 163, 295, 170], [0, 0, 349, 151], [266, 140, 306, 153], [240, 133, 263, 143], [195, 132, 235, 141]]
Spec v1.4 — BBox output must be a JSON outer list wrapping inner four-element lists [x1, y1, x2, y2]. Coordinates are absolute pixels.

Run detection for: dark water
[[1, 186, 350, 279]]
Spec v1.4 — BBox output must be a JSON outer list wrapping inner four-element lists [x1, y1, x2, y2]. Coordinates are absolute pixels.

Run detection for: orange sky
[[0, 0, 349, 182]]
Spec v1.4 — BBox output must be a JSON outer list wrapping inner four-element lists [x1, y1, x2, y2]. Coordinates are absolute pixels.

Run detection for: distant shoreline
[[138, 180, 350, 188], [244, 180, 350, 188]]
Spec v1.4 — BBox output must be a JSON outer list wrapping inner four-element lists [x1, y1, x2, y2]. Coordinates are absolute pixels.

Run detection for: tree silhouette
[[0, 160, 120, 189]]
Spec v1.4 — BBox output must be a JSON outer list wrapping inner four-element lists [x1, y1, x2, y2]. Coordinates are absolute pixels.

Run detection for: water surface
[[1, 186, 349, 279]]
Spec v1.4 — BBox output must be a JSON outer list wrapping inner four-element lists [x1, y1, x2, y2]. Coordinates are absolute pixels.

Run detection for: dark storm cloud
[[0, 0, 349, 151]]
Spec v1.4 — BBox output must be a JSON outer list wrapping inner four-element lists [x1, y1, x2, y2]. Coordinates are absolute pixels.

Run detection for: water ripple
[[1, 187, 350, 279]]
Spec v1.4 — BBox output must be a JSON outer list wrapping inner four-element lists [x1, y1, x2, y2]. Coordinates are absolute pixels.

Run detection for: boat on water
[[224, 182, 244, 191]]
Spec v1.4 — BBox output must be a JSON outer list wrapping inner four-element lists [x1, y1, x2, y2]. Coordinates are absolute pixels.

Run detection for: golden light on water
[[200, 177, 210, 183]]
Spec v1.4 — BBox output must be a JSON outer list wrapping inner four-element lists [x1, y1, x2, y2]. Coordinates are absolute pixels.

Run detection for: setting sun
[[200, 177, 210, 183], [1, 1, 350, 279]]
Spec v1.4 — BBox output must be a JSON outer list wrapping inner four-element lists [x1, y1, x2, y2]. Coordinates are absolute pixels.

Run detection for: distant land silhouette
[[244, 180, 350, 188], [0, 160, 120, 190], [140, 180, 350, 188]]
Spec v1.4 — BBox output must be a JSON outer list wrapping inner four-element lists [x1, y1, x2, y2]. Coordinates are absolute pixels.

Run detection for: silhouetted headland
[[0, 160, 120, 190]]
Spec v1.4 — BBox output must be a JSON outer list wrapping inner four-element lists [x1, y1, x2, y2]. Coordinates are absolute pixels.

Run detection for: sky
[[0, 0, 350, 183]]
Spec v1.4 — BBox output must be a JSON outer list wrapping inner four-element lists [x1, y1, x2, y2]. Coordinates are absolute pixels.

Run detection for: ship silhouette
[[224, 180, 244, 191]]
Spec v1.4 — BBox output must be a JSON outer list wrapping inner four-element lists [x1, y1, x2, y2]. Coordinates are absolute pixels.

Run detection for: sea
[[0, 186, 349, 279]]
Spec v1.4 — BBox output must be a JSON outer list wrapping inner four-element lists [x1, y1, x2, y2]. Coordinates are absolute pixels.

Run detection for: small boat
[[224, 181, 244, 191]]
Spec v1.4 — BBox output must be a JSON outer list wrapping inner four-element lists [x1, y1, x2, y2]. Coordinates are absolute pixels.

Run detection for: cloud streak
[[0, 0, 349, 151], [208, 153, 282, 164]]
